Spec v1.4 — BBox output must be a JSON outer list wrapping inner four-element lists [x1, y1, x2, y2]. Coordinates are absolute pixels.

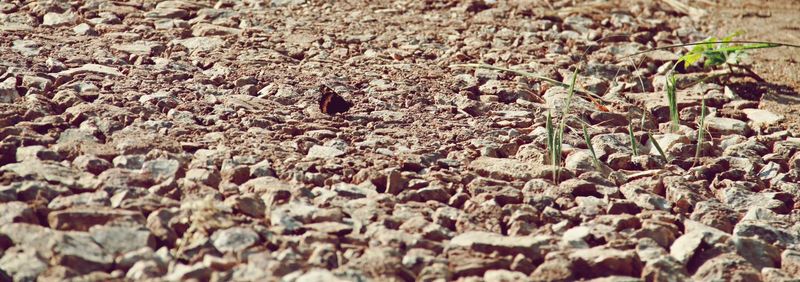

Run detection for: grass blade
[[582, 124, 600, 170], [546, 110, 555, 165], [628, 122, 639, 157], [647, 131, 668, 163], [666, 72, 679, 132], [693, 95, 707, 165]]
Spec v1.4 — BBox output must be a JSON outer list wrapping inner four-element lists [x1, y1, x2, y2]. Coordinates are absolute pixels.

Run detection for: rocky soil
[[1, 0, 800, 281]]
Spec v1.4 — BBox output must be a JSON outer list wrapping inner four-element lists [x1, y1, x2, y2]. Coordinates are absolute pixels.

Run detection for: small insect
[[318, 85, 353, 115]]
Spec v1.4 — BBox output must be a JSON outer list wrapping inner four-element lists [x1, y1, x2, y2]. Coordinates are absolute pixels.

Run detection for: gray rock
[[15, 181, 70, 201], [164, 262, 211, 281], [42, 12, 77, 27], [731, 236, 780, 270], [48, 191, 110, 210], [270, 202, 318, 233], [0, 77, 20, 103], [211, 227, 260, 253], [592, 133, 635, 159], [16, 145, 62, 162], [734, 220, 798, 248], [0, 201, 39, 225], [73, 155, 111, 175], [185, 168, 221, 187], [692, 253, 760, 281], [90, 226, 156, 255], [0, 185, 16, 202], [111, 42, 166, 56], [306, 145, 345, 159], [126, 259, 166, 280], [271, 0, 306, 6], [0, 247, 48, 281], [742, 109, 783, 130], [226, 194, 265, 218], [569, 247, 642, 278], [11, 41, 41, 57], [56, 64, 123, 77], [116, 247, 154, 271], [72, 23, 97, 36], [469, 157, 568, 182], [51, 232, 114, 274], [48, 206, 146, 231], [1, 161, 92, 190], [113, 155, 146, 169], [141, 159, 181, 183], [782, 250, 800, 277], [670, 222, 730, 265], [448, 231, 555, 261], [294, 269, 347, 282], [705, 117, 749, 136], [172, 37, 225, 52]]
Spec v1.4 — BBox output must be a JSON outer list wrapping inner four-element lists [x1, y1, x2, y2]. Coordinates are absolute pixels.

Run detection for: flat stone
[[51, 232, 114, 274], [306, 145, 345, 159], [449, 231, 555, 261], [732, 236, 780, 270], [734, 220, 798, 248], [782, 250, 800, 277], [1, 161, 92, 190], [56, 64, 123, 77], [469, 157, 558, 181], [111, 42, 166, 56], [16, 145, 62, 162], [42, 12, 77, 27], [73, 23, 98, 36], [0, 223, 57, 258], [670, 228, 729, 265], [0, 247, 49, 281], [0, 201, 39, 225], [0, 77, 20, 103], [141, 159, 181, 183], [48, 191, 110, 210], [90, 226, 156, 255], [191, 23, 242, 36], [705, 117, 748, 136], [741, 108, 783, 129], [692, 253, 760, 281], [48, 206, 146, 231], [211, 227, 259, 253], [569, 247, 642, 278], [164, 262, 211, 281], [172, 37, 225, 52]]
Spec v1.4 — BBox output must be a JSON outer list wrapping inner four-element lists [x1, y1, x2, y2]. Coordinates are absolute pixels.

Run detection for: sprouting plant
[[647, 132, 668, 163], [545, 68, 579, 183], [665, 72, 679, 132], [546, 110, 556, 165], [693, 95, 707, 166], [582, 124, 601, 170], [628, 122, 638, 157], [676, 32, 775, 70]]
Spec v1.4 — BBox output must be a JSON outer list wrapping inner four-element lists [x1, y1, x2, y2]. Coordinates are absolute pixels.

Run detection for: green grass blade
[[628, 122, 639, 157], [666, 72, 679, 132], [582, 124, 600, 170], [647, 132, 668, 163], [546, 110, 555, 165]]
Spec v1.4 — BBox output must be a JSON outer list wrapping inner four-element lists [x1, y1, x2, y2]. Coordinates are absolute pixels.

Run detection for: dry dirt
[[704, 0, 800, 132], [0, 0, 799, 281]]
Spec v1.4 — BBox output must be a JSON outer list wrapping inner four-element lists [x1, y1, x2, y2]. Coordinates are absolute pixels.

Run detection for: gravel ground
[[1, 0, 799, 281]]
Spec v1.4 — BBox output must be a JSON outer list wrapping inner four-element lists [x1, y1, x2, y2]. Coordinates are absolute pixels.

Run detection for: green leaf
[[681, 53, 703, 68]]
